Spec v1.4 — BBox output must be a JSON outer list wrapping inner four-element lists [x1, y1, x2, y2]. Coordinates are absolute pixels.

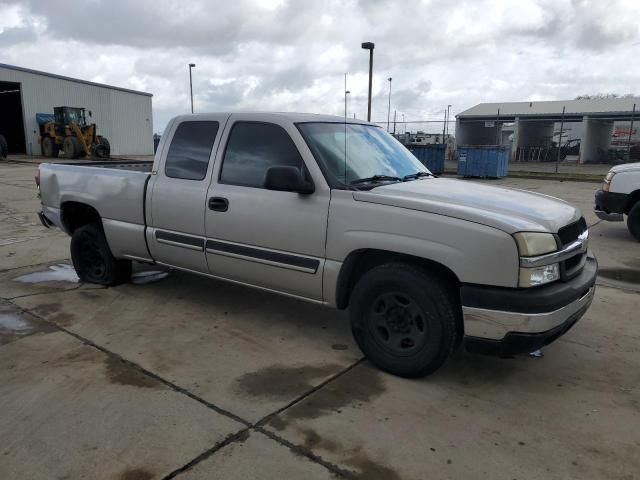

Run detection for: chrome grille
[[557, 217, 588, 280]]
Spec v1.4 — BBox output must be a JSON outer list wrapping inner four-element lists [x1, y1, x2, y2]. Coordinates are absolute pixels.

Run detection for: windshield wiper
[[402, 171, 433, 181], [350, 175, 402, 185]]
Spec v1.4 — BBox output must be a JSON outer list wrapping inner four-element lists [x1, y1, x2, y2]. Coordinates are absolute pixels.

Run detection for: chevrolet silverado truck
[[594, 161, 640, 241], [37, 113, 597, 377]]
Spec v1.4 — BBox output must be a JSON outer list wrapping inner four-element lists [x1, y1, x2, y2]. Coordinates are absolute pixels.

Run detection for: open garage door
[[0, 81, 26, 154]]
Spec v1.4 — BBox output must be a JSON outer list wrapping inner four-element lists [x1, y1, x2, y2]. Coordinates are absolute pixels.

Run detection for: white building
[[0, 63, 153, 156]]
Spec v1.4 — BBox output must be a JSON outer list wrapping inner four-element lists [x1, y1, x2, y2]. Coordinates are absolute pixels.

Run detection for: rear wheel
[[63, 136, 81, 159], [349, 263, 459, 378], [627, 202, 640, 241], [71, 223, 131, 285]]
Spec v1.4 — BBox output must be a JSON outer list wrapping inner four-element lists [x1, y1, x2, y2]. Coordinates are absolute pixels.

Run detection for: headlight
[[519, 263, 560, 287], [602, 171, 615, 192], [513, 232, 557, 256]]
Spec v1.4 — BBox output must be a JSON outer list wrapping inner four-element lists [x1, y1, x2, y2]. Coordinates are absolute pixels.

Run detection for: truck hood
[[610, 161, 640, 173], [352, 177, 581, 234]]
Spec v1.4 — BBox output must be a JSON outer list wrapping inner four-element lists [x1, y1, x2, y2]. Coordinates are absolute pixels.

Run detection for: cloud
[[1, 0, 639, 132]]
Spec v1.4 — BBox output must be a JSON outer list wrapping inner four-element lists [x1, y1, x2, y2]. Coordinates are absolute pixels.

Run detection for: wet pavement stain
[[234, 364, 341, 400], [0, 303, 57, 346], [13, 264, 79, 283], [346, 454, 403, 480], [281, 365, 387, 422], [298, 427, 339, 453], [32, 303, 76, 326], [119, 467, 154, 480], [331, 344, 349, 350], [105, 357, 161, 389], [598, 268, 640, 285]]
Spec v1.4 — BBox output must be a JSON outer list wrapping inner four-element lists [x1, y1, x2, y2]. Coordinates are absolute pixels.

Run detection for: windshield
[[297, 123, 429, 186]]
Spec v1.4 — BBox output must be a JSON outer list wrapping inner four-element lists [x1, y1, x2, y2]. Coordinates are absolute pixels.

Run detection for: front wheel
[[71, 223, 131, 285], [627, 202, 640, 241], [349, 263, 459, 378]]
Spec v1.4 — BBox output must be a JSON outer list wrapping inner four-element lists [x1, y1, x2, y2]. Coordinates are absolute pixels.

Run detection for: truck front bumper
[[461, 256, 597, 356], [594, 189, 626, 221]]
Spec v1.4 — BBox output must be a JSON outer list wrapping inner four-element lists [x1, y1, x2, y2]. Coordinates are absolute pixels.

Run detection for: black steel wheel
[[350, 263, 459, 377], [71, 223, 131, 285], [368, 292, 428, 356]]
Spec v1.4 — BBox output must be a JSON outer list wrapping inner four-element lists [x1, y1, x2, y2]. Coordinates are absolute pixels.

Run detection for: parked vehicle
[[37, 113, 597, 377], [38, 106, 110, 159], [594, 162, 640, 241]]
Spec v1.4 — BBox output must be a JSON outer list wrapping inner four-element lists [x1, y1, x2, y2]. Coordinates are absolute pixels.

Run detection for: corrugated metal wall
[[0, 66, 153, 156]]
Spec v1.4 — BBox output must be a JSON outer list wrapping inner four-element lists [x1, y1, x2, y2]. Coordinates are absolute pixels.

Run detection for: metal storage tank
[[457, 146, 508, 178], [408, 144, 446, 174], [0, 63, 153, 156]]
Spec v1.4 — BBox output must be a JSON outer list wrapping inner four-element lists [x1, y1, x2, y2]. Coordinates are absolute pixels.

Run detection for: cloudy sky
[[1, 0, 639, 132]]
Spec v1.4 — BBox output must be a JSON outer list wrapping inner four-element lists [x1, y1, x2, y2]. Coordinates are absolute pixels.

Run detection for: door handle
[[208, 197, 229, 212]]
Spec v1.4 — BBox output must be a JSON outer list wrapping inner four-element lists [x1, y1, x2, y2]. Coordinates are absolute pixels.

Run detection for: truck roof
[[171, 112, 374, 125]]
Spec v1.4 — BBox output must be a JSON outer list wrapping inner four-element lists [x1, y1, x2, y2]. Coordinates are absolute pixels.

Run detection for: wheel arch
[[60, 201, 102, 234], [624, 189, 640, 214], [335, 249, 461, 310]]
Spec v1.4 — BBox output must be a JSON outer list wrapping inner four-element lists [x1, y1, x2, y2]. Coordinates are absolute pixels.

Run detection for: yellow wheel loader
[[38, 106, 110, 159]]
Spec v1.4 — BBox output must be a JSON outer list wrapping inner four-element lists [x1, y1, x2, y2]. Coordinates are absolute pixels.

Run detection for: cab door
[[147, 115, 228, 272], [204, 115, 330, 300]]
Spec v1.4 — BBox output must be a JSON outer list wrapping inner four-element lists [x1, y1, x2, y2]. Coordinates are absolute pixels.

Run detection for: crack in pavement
[[6, 297, 363, 479]]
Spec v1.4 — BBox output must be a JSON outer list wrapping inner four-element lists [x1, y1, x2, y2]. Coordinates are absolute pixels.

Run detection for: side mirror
[[264, 166, 314, 194]]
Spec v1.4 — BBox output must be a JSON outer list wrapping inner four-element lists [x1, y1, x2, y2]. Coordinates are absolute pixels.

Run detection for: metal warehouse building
[[0, 63, 153, 156], [456, 97, 639, 163]]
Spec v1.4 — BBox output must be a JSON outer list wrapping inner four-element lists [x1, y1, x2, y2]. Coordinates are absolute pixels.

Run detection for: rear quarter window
[[165, 121, 219, 180]]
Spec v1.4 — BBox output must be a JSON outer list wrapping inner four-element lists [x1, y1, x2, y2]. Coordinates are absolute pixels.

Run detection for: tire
[[349, 263, 459, 378], [98, 137, 110, 158], [63, 136, 81, 159], [627, 202, 640, 242], [41, 136, 59, 158], [70, 223, 131, 285], [0, 133, 7, 159]]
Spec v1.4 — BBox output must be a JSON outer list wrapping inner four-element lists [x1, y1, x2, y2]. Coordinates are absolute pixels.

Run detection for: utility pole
[[344, 73, 349, 119], [555, 106, 566, 174], [393, 110, 397, 135], [387, 77, 392, 132], [188, 63, 196, 113], [442, 109, 446, 144], [446, 104, 452, 137], [361, 42, 375, 122]]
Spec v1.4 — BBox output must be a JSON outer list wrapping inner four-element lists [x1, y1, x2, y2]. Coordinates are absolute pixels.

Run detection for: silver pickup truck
[[37, 113, 597, 377]]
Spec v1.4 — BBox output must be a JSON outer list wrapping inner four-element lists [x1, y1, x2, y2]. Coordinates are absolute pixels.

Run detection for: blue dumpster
[[408, 144, 445, 174], [457, 146, 508, 178]]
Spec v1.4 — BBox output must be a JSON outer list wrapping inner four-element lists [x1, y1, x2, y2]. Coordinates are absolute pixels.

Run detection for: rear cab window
[[165, 121, 219, 180]]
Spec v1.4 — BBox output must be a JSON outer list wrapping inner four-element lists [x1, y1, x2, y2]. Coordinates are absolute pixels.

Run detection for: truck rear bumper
[[461, 256, 597, 355], [38, 206, 63, 231]]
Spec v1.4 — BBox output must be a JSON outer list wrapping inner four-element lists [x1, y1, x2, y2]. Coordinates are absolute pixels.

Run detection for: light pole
[[446, 104, 452, 137], [361, 42, 374, 122], [386, 77, 392, 132], [188, 63, 196, 113], [345, 90, 350, 118]]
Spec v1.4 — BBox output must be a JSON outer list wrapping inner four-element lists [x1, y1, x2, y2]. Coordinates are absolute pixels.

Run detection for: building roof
[[0, 63, 153, 97], [457, 97, 640, 122]]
